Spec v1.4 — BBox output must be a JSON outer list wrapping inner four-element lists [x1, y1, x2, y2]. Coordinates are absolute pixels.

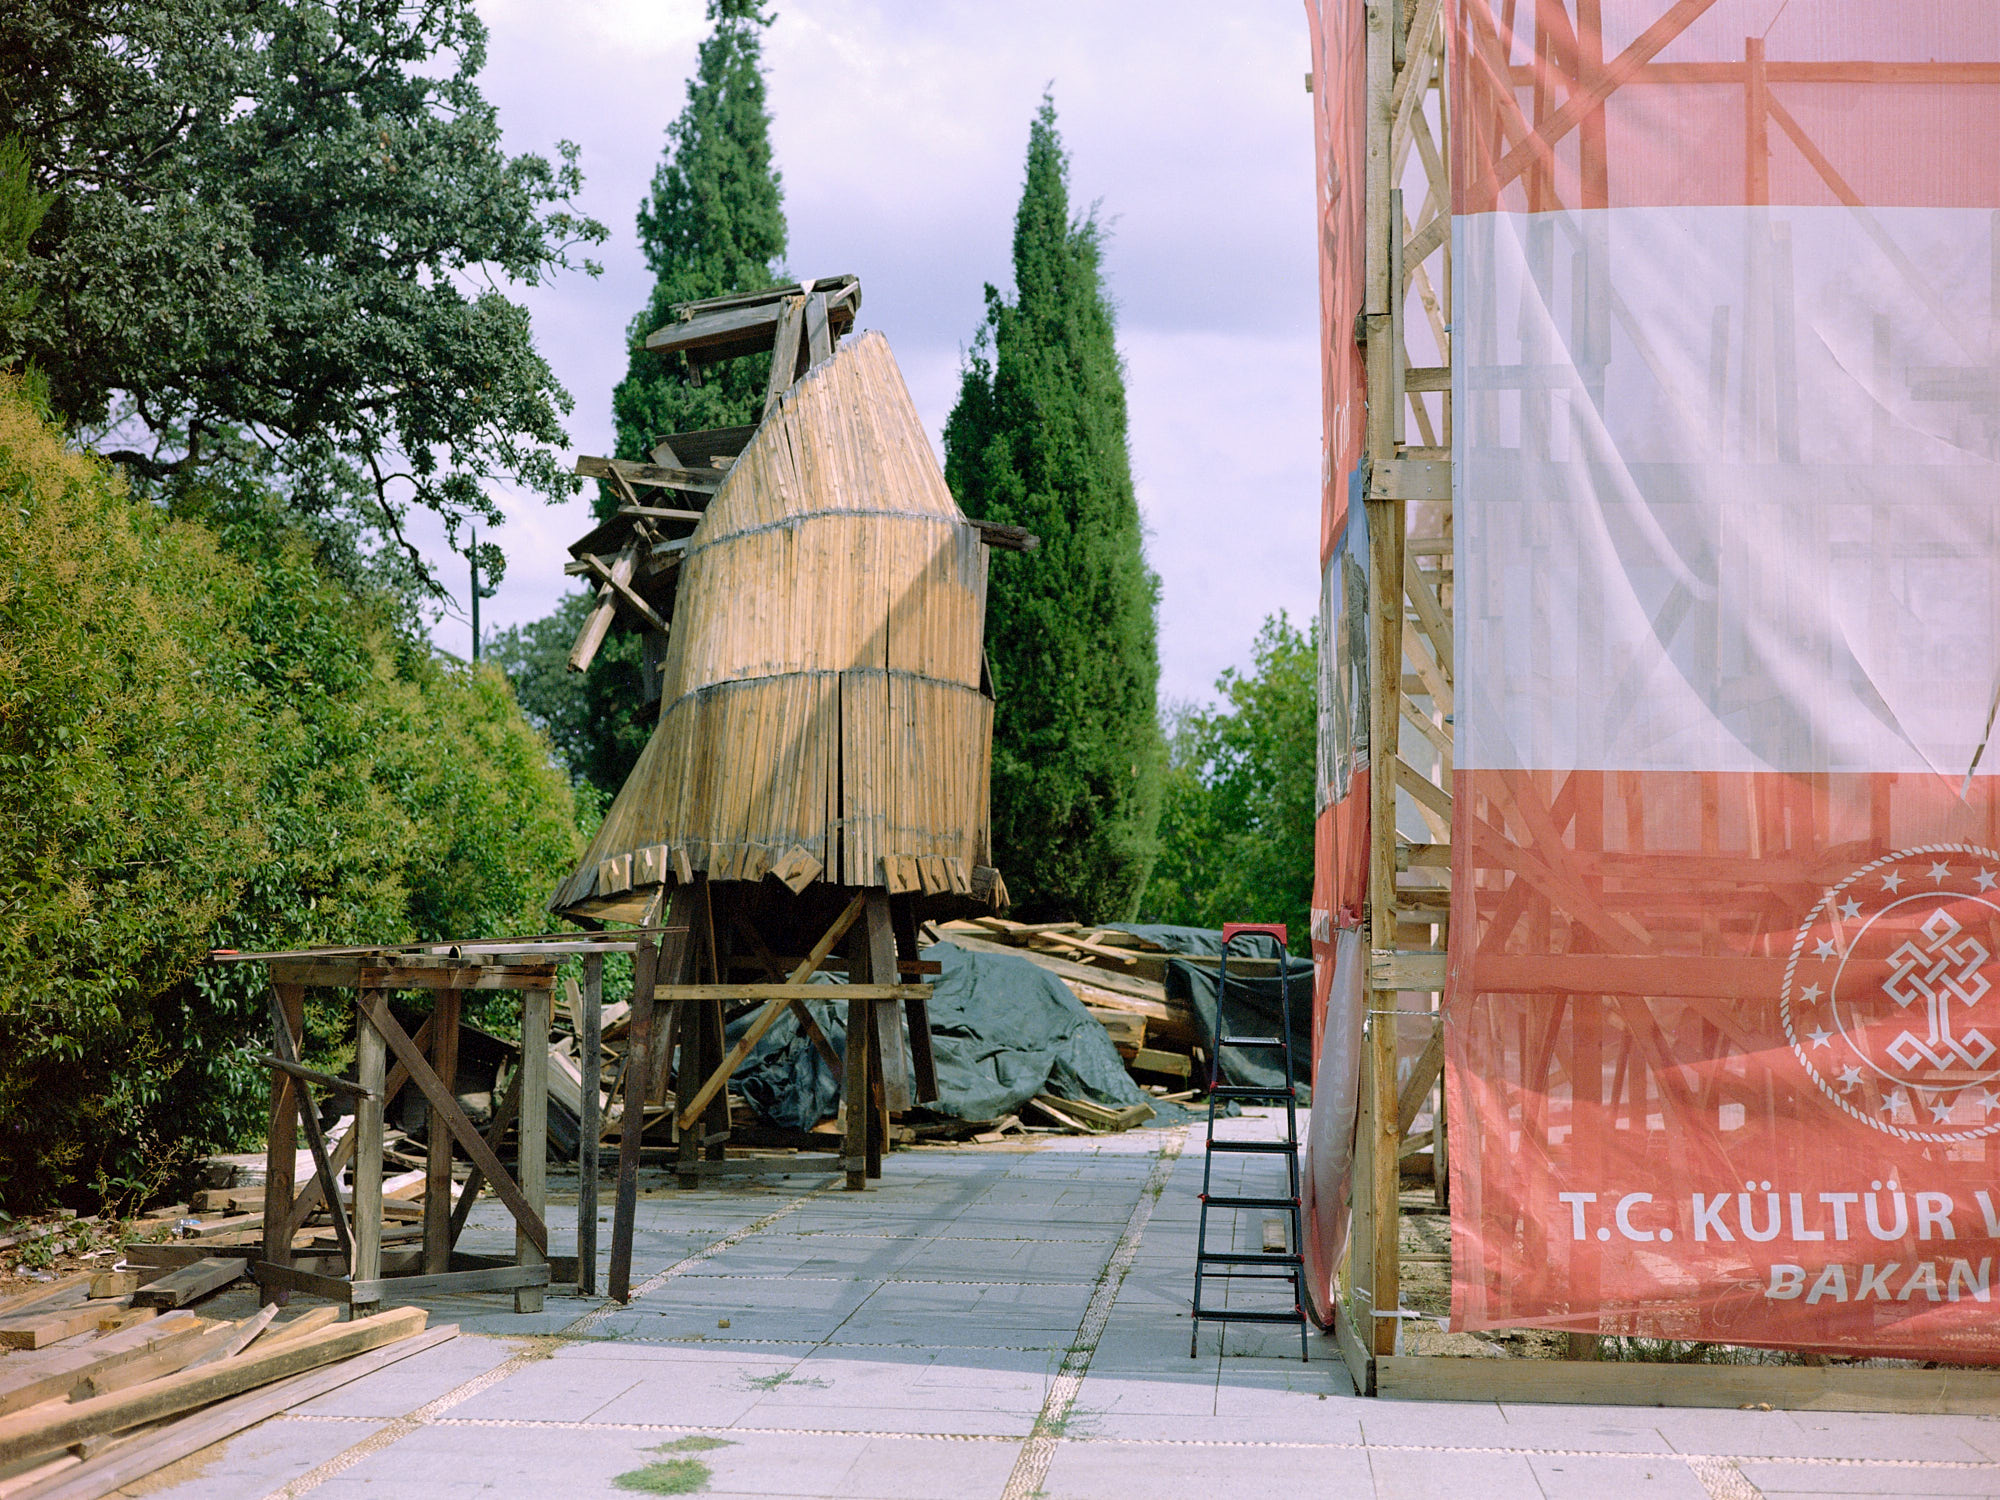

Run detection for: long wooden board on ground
[[16, 1324, 459, 1500], [0, 1314, 201, 1417], [131, 1258, 243, 1310], [0, 1307, 428, 1467], [0, 1300, 131, 1352]]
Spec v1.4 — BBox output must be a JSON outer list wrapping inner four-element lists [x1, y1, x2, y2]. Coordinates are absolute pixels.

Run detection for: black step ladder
[[1190, 922, 1308, 1361]]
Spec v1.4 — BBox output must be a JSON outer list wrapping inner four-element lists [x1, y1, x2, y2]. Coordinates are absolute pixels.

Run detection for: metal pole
[[469, 525, 480, 662]]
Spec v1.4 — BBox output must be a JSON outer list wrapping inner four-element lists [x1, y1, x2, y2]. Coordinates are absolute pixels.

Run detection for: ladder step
[[1201, 1193, 1299, 1209], [1190, 1307, 1306, 1325], [1218, 1036, 1285, 1048], [1198, 1251, 1303, 1267], [1204, 1139, 1298, 1155], [1209, 1085, 1296, 1101]]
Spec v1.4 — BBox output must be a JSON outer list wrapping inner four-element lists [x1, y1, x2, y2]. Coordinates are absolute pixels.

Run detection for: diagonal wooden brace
[[268, 992, 355, 1269], [286, 1017, 432, 1239], [674, 892, 866, 1131], [353, 991, 547, 1256]]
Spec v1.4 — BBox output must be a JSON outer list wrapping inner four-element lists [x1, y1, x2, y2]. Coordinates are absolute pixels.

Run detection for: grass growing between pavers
[[614, 1436, 734, 1493]]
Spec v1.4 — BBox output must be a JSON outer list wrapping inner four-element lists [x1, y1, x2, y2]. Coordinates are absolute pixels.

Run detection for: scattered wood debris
[[0, 1269, 448, 1500], [935, 919, 1214, 1119]]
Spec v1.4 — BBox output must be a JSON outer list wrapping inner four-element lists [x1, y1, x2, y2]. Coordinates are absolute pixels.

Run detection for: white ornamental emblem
[[1783, 845, 2000, 1142]]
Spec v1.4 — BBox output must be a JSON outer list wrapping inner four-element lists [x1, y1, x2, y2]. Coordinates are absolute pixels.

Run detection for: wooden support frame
[[1333, 0, 2000, 1412], [247, 953, 556, 1315]]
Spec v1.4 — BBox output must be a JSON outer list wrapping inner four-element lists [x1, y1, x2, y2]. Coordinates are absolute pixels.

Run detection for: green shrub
[[0, 380, 585, 1210]]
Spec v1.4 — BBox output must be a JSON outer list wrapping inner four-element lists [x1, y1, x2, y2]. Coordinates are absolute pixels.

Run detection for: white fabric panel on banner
[[1455, 206, 2000, 778]]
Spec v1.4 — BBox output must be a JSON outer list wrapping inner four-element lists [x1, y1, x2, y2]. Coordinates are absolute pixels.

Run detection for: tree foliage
[[1139, 614, 1317, 947], [0, 378, 585, 1211], [502, 0, 789, 801], [944, 97, 1164, 923], [608, 0, 786, 481], [0, 0, 606, 587]]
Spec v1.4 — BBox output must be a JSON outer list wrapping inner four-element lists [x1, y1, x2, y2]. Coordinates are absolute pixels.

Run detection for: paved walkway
[[133, 1113, 2000, 1500]]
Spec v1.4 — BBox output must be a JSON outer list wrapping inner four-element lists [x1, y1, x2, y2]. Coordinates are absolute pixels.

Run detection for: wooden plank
[[16, 1325, 458, 1500], [1371, 458, 1450, 502], [1395, 1019, 1445, 1136], [673, 894, 868, 1132], [516, 982, 550, 1314], [574, 454, 721, 495], [0, 1276, 92, 1324], [615, 504, 707, 523], [803, 290, 832, 364], [577, 957, 602, 1299], [256, 1306, 340, 1347], [249, 1263, 353, 1303], [123, 1243, 258, 1271], [351, 989, 388, 1306], [653, 983, 923, 1002], [423, 987, 462, 1277], [577, 551, 670, 635], [763, 295, 807, 416], [76, 1319, 243, 1396], [0, 1315, 201, 1417], [1376, 1356, 2000, 1414], [863, 892, 913, 1113], [348, 1264, 548, 1306], [610, 897, 670, 1302], [131, 1258, 242, 1311], [86, 1273, 138, 1301], [262, 982, 303, 1306], [1133, 1047, 1193, 1080], [258, 1054, 373, 1099], [0, 1307, 428, 1467], [0, 1303, 128, 1352]]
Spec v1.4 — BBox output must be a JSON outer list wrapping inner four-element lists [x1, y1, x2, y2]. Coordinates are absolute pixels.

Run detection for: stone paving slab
[[120, 1111, 2000, 1500]]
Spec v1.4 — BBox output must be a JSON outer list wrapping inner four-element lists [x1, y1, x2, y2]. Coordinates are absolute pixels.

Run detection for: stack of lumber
[[0, 1272, 447, 1499], [935, 919, 1209, 1089]]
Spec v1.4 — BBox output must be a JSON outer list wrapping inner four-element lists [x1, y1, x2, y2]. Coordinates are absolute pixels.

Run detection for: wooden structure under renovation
[[1325, 0, 2000, 1409], [552, 276, 1031, 1298]]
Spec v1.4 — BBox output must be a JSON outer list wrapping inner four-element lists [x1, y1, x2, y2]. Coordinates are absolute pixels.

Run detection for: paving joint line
[[266, 1413, 2000, 1472], [1000, 1124, 1188, 1500], [259, 1183, 835, 1498]]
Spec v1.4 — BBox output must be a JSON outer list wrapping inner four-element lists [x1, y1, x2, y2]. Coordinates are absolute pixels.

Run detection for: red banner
[[1446, 1, 2000, 1356]]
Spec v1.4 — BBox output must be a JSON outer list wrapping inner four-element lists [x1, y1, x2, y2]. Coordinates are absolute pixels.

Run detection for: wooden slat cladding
[[554, 333, 996, 914]]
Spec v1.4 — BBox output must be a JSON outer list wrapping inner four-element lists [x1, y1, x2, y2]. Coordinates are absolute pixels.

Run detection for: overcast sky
[[431, 0, 1321, 708]]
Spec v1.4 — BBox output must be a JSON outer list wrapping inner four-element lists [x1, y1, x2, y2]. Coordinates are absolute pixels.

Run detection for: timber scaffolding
[[1321, 0, 2000, 1409], [547, 276, 1037, 1296]]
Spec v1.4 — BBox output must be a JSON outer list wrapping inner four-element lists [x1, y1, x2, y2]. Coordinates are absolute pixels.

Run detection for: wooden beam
[[352, 993, 547, 1257], [20, 1326, 457, 1500], [566, 539, 642, 674], [578, 551, 670, 635], [573, 454, 721, 496], [673, 894, 868, 1131], [0, 1308, 429, 1467]]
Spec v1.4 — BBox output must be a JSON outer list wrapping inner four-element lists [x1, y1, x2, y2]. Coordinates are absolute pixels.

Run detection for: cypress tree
[[944, 97, 1164, 922], [609, 0, 786, 491], [507, 0, 786, 799]]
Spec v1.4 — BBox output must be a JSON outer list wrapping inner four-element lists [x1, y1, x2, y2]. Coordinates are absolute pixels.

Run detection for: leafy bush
[[0, 380, 585, 1210], [1139, 614, 1317, 945]]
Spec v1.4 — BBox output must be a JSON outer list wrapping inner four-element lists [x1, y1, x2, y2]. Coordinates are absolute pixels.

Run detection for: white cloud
[[434, 0, 1320, 706]]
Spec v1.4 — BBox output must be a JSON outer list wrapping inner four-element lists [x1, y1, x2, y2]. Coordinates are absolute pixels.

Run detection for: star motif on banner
[[1785, 846, 2000, 1144]]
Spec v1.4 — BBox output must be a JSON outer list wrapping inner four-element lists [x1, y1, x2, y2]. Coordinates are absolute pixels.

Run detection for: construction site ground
[[112, 1110, 2000, 1500]]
